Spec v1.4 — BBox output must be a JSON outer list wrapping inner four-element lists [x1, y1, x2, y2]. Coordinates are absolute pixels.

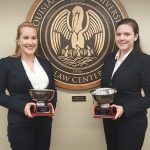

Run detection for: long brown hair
[[12, 21, 38, 57], [116, 18, 143, 53]]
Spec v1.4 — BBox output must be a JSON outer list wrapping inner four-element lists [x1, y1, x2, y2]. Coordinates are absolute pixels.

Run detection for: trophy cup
[[90, 88, 117, 119], [29, 89, 55, 117]]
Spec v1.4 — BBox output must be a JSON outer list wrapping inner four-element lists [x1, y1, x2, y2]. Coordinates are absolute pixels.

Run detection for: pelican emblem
[[50, 6, 105, 67]]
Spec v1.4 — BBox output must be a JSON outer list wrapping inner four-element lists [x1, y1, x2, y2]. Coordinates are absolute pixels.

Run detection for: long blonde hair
[[12, 21, 38, 57]]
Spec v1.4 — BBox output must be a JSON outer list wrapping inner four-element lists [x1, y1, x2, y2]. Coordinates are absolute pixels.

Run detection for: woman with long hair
[[101, 18, 150, 150], [0, 21, 57, 150]]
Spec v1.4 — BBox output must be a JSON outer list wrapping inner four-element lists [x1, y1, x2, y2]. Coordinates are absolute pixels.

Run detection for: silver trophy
[[90, 88, 116, 118], [29, 89, 55, 116]]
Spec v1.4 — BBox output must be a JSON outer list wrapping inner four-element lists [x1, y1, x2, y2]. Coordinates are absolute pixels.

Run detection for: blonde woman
[[0, 22, 57, 150]]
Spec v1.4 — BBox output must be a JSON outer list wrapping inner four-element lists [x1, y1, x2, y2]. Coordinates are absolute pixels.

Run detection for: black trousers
[[8, 118, 52, 150], [103, 114, 147, 150]]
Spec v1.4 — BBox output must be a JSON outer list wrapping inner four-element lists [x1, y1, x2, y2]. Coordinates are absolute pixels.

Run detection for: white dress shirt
[[22, 57, 49, 89], [111, 49, 132, 78]]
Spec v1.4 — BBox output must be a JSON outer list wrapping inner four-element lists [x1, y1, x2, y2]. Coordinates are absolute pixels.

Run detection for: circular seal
[[27, 0, 128, 90]]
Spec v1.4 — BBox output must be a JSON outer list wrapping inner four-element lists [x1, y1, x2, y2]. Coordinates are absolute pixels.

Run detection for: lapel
[[112, 50, 137, 80], [105, 51, 117, 81], [15, 56, 50, 89], [15, 57, 33, 89], [36, 56, 52, 88], [36, 56, 49, 75]]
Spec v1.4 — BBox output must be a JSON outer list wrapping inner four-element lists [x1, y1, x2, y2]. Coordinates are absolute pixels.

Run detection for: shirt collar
[[115, 48, 133, 61]]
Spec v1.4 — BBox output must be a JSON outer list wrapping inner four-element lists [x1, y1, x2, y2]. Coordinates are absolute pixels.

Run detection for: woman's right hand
[[24, 102, 36, 118], [111, 104, 124, 120]]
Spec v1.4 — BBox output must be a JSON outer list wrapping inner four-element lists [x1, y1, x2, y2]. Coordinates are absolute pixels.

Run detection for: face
[[115, 24, 138, 52], [17, 26, 38, 57]]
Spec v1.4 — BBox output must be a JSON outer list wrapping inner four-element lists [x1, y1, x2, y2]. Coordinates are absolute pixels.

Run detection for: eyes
[[23, 36, 37, 40], [116, 33, 131, 37]]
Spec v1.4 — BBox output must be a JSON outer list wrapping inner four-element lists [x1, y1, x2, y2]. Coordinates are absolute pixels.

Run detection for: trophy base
[[93, 114, 115, 119], [93, 106, 116, 119], [31, 112, 54, 117], [31, 105, 54, 117]]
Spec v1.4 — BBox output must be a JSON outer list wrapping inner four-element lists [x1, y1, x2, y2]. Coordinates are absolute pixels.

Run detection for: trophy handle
[[49, 89, 55, 100], [90, 90, 95, 93]]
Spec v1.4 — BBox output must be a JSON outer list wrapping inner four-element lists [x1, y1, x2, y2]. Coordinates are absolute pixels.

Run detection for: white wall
[[0, 0, 150, 150]]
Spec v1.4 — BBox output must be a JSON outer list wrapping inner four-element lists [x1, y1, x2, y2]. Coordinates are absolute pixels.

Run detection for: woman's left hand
[[48, 102, 55, 114], [111, 104, 124, 120]]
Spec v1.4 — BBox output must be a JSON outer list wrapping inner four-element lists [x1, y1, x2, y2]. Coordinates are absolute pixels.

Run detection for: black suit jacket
[[101, 50, 150, 118], [0, 56, 57, 123]]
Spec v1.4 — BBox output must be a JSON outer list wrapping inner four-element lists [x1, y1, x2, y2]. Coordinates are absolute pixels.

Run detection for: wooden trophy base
[[93, 105, 116, 119], [31, 105, 54, 117]]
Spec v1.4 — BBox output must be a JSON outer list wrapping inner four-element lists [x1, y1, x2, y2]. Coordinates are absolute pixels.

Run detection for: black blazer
[[101, 50, 150, 118], [0, 56, 57, 123]]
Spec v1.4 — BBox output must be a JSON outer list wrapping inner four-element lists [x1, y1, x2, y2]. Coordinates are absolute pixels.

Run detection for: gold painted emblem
[[27, 0, 128, 90], [51, 6, 104, 58]]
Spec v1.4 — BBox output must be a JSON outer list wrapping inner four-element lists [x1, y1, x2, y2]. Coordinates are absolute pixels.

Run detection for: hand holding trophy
[[90, 88, 117, 119], [29, 89, 55, 117]]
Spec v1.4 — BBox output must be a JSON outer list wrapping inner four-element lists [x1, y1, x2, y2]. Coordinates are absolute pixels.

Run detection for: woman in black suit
[[0, 22, 57, 150], [101, 18, 150, 150]]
